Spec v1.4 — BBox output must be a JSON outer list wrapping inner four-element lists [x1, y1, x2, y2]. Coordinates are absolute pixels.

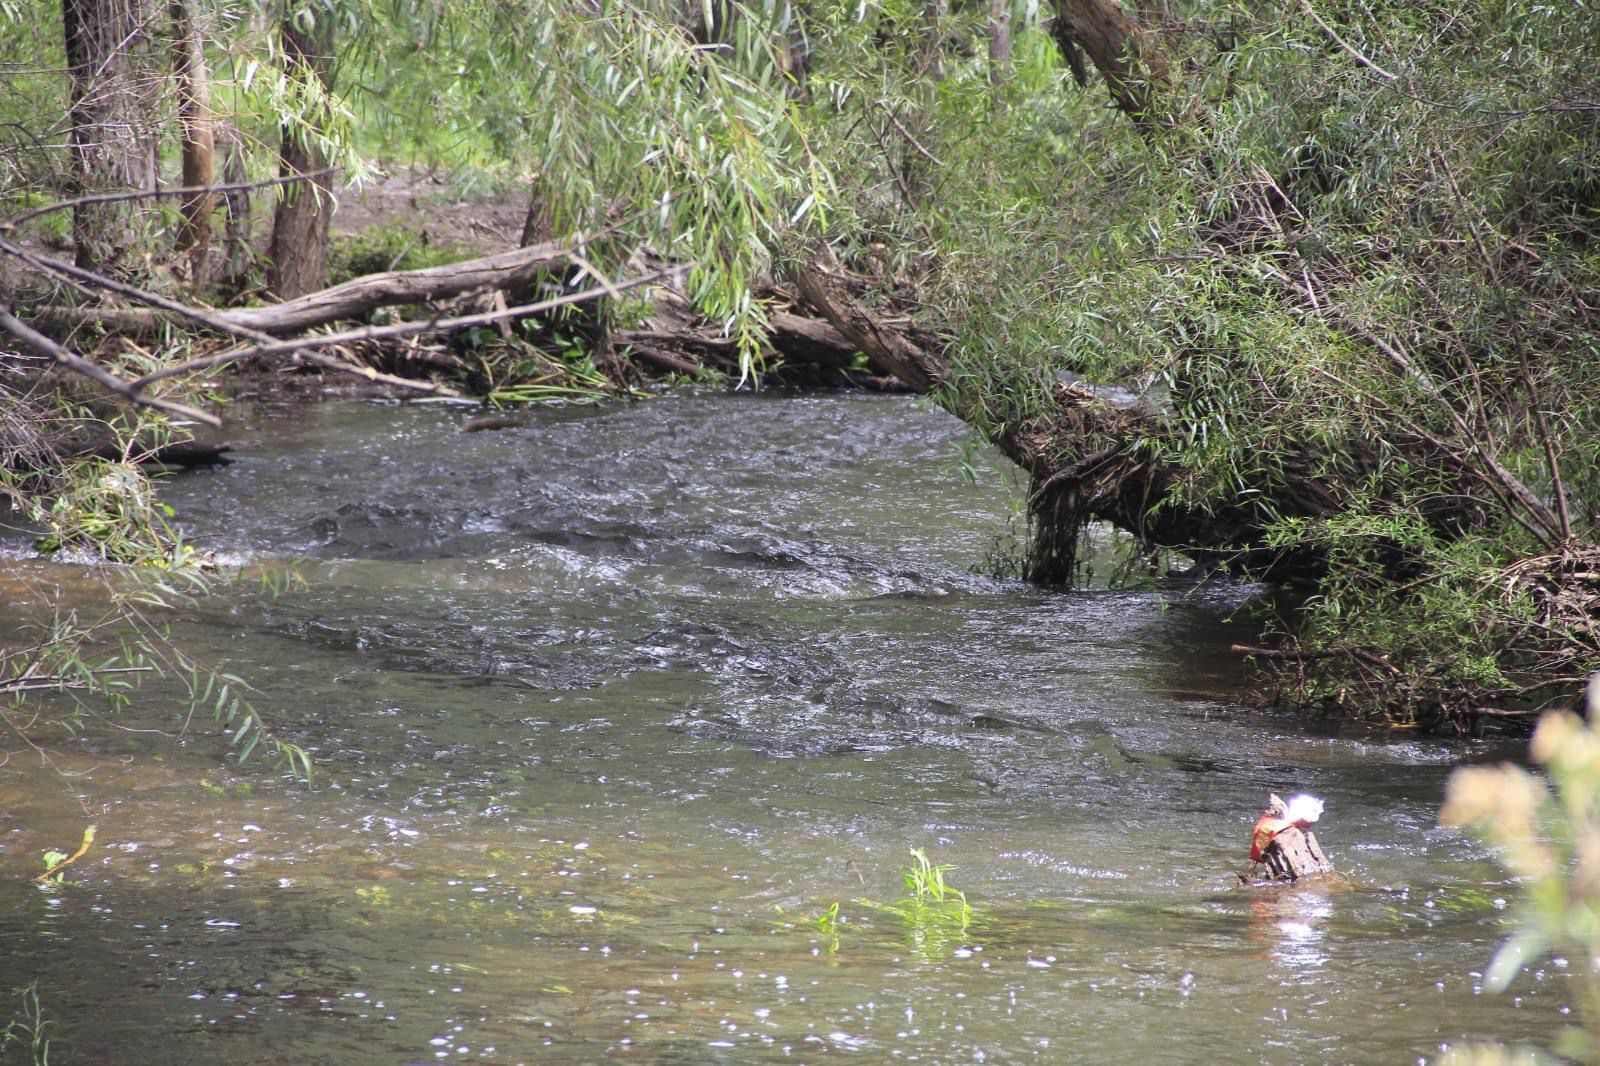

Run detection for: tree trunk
[[169, 0, 214, 281], [793, 249, 947, 394], [62, 0, 160, 273], [518, 181, 555, 249], [218, 123, 253, 284], [1052, 0, 1170, 129], [987, 0, 1012, 110], [267, 7, 335, 299]]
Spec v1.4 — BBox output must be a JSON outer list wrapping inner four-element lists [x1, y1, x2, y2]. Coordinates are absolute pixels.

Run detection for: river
[[0, 394, 1552, 1062]]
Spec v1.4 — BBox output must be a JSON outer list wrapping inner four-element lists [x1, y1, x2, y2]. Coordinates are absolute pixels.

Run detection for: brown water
[[0, 395, 1553, 1063]]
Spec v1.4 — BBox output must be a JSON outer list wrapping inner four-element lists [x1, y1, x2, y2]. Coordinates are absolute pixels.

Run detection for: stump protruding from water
[[1258, 825, 1332, 882], [1243, 792, 1332, 884]]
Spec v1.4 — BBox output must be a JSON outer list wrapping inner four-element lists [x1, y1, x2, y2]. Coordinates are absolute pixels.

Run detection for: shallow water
[[0, 394, 1552, 1063]]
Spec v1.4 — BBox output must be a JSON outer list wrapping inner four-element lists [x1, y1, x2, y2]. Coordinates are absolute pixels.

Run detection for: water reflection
[[1248, 887, 1333, 971]]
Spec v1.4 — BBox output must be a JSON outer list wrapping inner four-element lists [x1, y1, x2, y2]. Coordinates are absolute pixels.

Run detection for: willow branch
[[1299, 0, 1396, 81], [1356, 327, 1563, 544]]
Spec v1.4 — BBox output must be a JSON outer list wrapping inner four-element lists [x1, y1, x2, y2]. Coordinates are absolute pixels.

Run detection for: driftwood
[[613, 309, 860, 376], [231, 241, 573, 334], [17, 240, 574, 338], [0, 216, 682, 426], [76, 439, 233, 468], [0, 304, 221, 426], [1258, 826, 1332, 882], [793, 248, 945, 392]]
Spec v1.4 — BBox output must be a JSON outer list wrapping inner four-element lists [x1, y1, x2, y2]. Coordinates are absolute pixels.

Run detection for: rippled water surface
[[0, 395, 1552, 1062]]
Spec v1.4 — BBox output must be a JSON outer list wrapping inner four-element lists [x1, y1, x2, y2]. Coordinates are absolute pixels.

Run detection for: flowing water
[[0, 394, 1557, 1063]]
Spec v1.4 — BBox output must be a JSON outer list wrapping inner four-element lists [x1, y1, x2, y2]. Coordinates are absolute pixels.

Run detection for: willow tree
[[267, 2, 337, 298], [61, 0, 161, 272], [953, 0, 1600, 720], [341, 0, 822, 372]]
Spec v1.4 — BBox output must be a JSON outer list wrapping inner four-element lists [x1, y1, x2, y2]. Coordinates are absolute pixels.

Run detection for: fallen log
[[768, 310, 860, 368], [614, 309, 861, 378], [627, 343, 702, 376], [16, 239, 573, 338], [77, 439, 233, 468], [792, 248, 945, 392], [229, 240, 572, 335]]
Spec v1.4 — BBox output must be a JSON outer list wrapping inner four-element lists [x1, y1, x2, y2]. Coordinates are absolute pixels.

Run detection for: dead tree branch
[[0, 304, 221, 425], [0, 168, 336, 236], [128, 266, 687, 389]]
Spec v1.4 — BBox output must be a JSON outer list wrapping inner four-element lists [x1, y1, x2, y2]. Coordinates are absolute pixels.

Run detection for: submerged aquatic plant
[[858, 848, 974, 962], [813, 899, 841, 954], [0, 983, 50, 1064], [899, 848, 970, 914], [781, 850, 976, 960]]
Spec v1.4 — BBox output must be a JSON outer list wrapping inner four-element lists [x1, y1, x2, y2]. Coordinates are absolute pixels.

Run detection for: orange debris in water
[[1248, 793, 1324, 862]]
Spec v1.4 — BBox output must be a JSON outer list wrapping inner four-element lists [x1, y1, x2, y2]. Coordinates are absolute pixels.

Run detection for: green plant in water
[[1439, 707, 1600, 1062], [900, 847, 967, 912], [3, 561, 312, 782], [0, 983, 51, 1064], [36, 852, 67, 885], [474, 323, 619, 407], [813, 899, 841, 954], [858, 848, 974, 962]]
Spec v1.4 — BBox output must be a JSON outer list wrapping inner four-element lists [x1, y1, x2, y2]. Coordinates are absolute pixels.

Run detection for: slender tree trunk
[[169, 0, 214, 281], [267, 7, 334, 299], [62, 0, 159, 273], [518, 180, 554, 249], [217, 123, 253, 285], [987, 0, 1012, 110]]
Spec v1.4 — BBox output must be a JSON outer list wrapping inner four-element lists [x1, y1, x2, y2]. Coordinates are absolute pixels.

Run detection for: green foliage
[[472, 322, 618, 407], [1441, 709, 1600, 1061], [857, 847, 974, 960], [36, 825, 94, 886], [0, 3, 67, 211], [0, 984, 50, 1065], [341, 0, 827, 378], [328, 223, 473, 284], [832, 0, 1600, 718], [30, 459, 182, 562], [1, 414, 311, 780], [812, 899, 841, 953], [2, 572, 313, 781], [776, 851, 975, 960], [37, 851, 68, 884]]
